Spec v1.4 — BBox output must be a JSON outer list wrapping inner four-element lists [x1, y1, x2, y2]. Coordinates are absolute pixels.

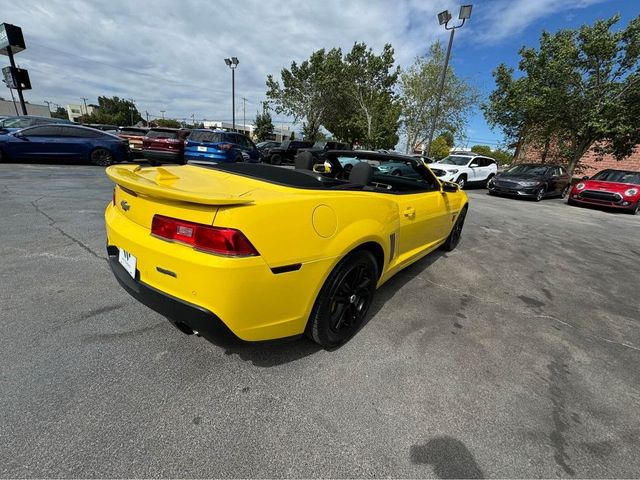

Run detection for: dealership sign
[[0, 23, 26, 55]]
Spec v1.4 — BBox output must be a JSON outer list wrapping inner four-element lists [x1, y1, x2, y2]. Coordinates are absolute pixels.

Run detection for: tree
[[483, 15, 640, 174], [50, 107, 68, 120], [341, 43, 400, 149], [491, 148, 513, 165], [430, 135, 451, 159], [266, 48, 343, 142], [254, 111, 274, 142], [154, 118, 181, 128], [471, 144, 492, 156], [77, 96, 142, 126], [399, 42, 478, 154]]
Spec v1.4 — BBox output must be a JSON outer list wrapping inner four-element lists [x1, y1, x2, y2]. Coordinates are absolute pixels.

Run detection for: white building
[[66, 104, 95, 122], [0, 98, 50, 117], [201, 120, 293, 142]]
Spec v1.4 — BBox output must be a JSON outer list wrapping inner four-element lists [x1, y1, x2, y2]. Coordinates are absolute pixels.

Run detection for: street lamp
[[224, 56, 239, 130], [426, 4, 472, 156]]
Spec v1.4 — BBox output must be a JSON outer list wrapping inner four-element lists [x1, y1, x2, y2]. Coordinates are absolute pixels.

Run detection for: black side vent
[[271, 263, 302, 274], [389, 233, 397, 260]]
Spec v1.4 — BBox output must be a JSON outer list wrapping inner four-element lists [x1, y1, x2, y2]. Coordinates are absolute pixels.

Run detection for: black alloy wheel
[[306, 250, 378, 348], [271, 154, 282, 165], [560, 184, 570, 198], [535, 186, 546, 202], [442, 206, 467, 252], [90, 148, 114, 166]]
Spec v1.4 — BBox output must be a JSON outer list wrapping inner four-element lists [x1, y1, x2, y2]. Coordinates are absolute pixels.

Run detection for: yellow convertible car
[[104, 151, 468, 347]]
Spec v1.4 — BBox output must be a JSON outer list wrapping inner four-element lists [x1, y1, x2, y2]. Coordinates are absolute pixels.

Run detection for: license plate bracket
[[118, 248, 137, 279]]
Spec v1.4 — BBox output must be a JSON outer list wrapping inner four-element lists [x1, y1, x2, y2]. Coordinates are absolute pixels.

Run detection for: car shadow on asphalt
[[204, 248, 447, 368]]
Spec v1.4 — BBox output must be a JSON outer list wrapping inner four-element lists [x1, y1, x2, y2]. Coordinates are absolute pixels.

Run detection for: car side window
[[23, 126, 62, 137], [61, 127, 100, 138]]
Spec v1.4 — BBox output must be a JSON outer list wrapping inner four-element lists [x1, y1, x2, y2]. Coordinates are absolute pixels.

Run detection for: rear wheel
[[90, 148, 113, 166], [631, 201, 640, 215], [560, 184, 570, 198], [485, 174, 495, 188], [442, 206, 467, 252], [535, 186, 546, 202], [306, 250, 378, 348], [271, 154, 282, 165]]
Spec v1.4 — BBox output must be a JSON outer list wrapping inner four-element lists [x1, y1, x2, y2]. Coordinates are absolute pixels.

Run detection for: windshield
[[0, 117, 35, 128], [505, 165, 549, 176], [592, 170, 640, 184], [189, 131, 227, 143], [439, 155, 471, 166]]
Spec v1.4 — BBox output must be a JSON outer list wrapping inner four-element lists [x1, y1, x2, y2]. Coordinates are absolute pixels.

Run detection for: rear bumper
[[184, 151, 231, 162], [142, 150, 184, 163], [107, 247, 239, 340]]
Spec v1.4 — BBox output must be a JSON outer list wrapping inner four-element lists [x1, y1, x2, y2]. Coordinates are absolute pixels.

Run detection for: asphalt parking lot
[[1, 163, 639, 478]]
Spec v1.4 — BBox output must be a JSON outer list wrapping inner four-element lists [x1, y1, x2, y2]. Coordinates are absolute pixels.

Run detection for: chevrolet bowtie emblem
[[120, 200, 130, 211]]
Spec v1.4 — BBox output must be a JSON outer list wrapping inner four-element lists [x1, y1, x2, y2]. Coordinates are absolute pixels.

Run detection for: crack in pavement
[[30, 199, 105, 262]]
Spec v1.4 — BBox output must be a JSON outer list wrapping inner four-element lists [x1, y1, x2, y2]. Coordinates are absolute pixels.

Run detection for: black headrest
[[349, 161, 373, 185], [294, 151, 315, 170]]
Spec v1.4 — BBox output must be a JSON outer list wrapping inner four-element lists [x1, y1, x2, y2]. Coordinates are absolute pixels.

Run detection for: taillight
[[151, 215, 259, 257], [218, 143, 233, 151]]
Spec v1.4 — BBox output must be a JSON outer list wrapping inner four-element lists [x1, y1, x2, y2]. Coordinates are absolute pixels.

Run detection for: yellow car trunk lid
[[106, 164, 257, 229]]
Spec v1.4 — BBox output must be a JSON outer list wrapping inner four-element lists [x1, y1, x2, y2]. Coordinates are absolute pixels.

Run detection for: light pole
[[160, 110, 165, 119], [425, 4, 472, 156], [224, 57, 239, 131], [81, 97, 89, 116]]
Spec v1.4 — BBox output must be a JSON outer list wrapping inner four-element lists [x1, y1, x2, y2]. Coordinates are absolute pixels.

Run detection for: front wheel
[[535, 186, 546, 202], [560, 184, 570, 198], [485, 174, 495, 188], [442, 207, 467, 252], [306, 250, 378, 348], [456, 176, 467, 189], [90, 148, 114, 166], [631, 201, 640, 215], [271, 154, 282, 165]]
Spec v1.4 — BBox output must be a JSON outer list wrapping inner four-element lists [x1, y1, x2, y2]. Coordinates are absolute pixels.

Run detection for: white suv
[[430, 154, 498, 189]]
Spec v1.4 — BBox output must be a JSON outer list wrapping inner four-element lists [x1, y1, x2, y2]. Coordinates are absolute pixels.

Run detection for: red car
[[569, 169, 640, 214], [142, 128, 190, 165]]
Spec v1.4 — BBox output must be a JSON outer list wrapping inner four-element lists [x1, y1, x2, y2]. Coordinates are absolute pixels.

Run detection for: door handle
[[403, 207, 416, 218]]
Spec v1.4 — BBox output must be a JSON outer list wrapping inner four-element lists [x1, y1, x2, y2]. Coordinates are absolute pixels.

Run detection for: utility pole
[[145, 110, 149, 125], [81, 97, 89, 116], [43, 100, 52, 111], [160, 110, 165, 119], [242, 97, 247, 135], [129, 98, 135, 126], [191, 113, 195, 127]]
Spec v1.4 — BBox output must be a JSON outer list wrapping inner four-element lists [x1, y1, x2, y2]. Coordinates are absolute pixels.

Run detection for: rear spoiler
[[105, 165, 254, 206]]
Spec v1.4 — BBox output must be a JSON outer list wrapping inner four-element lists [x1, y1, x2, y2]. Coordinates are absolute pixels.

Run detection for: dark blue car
[[184, 129, 261, 163], [0, 124, 130, 166]]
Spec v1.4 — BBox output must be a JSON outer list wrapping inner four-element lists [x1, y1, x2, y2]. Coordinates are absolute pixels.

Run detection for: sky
[[1, 0, 637, 149]]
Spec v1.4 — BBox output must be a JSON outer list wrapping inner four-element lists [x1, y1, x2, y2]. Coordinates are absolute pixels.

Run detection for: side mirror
[[581, 175, 589, 180], [313, 164, 329, 174], [469, 163, 479, 168], [442, 182, 458, 193]]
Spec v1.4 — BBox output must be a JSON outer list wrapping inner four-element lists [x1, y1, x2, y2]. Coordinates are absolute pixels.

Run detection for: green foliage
[[254, 111, 274, 142], [483, 14, 640, 174], [399, 42, 478, 154], [491, 148, 513, 165], [441, 131, 454, 148], [80, 96, 142, 126], [430, 136, 451, 159], [51, 107, 68, 120], [471, 144, 492, 156], [290, 131, 296, 140], [266, 42, 400, 148], [154, 118, 181, 128]]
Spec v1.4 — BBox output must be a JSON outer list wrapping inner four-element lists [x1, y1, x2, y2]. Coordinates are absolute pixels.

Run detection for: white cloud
[[0, 0, 609, 126]]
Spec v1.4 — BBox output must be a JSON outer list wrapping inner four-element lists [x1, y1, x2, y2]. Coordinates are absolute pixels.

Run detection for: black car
[[488, 163, 572, 201], [265, 140, 313, 164], [298, 141, 351, 162], [255, 140, 280, 156]]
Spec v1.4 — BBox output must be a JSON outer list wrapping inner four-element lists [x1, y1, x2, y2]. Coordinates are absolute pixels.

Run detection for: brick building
[[514, 137, 640, 177]]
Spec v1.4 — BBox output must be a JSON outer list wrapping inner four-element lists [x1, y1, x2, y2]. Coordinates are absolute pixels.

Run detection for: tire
[[148, 160, 160, 166], [456, 175, 467, 190], [306, 250, 378, 348], [442, 206, 467, 252], [0, 148, 5, 163], [535, 186, 546, 202], [485, 174, 495, 188], [342, 163, 353, 179], [271, 154, 282, 165], [567, 198, 578, 207], [630, 201, 640, 215], [560, 184, 570, 199], [90, 148, 114, 166], [234, 153, 244, 163]]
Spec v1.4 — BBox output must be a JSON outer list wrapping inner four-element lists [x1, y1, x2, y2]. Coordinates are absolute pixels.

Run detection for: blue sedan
[[0, 124, 130, 166], [184, 129, 261, 163]]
